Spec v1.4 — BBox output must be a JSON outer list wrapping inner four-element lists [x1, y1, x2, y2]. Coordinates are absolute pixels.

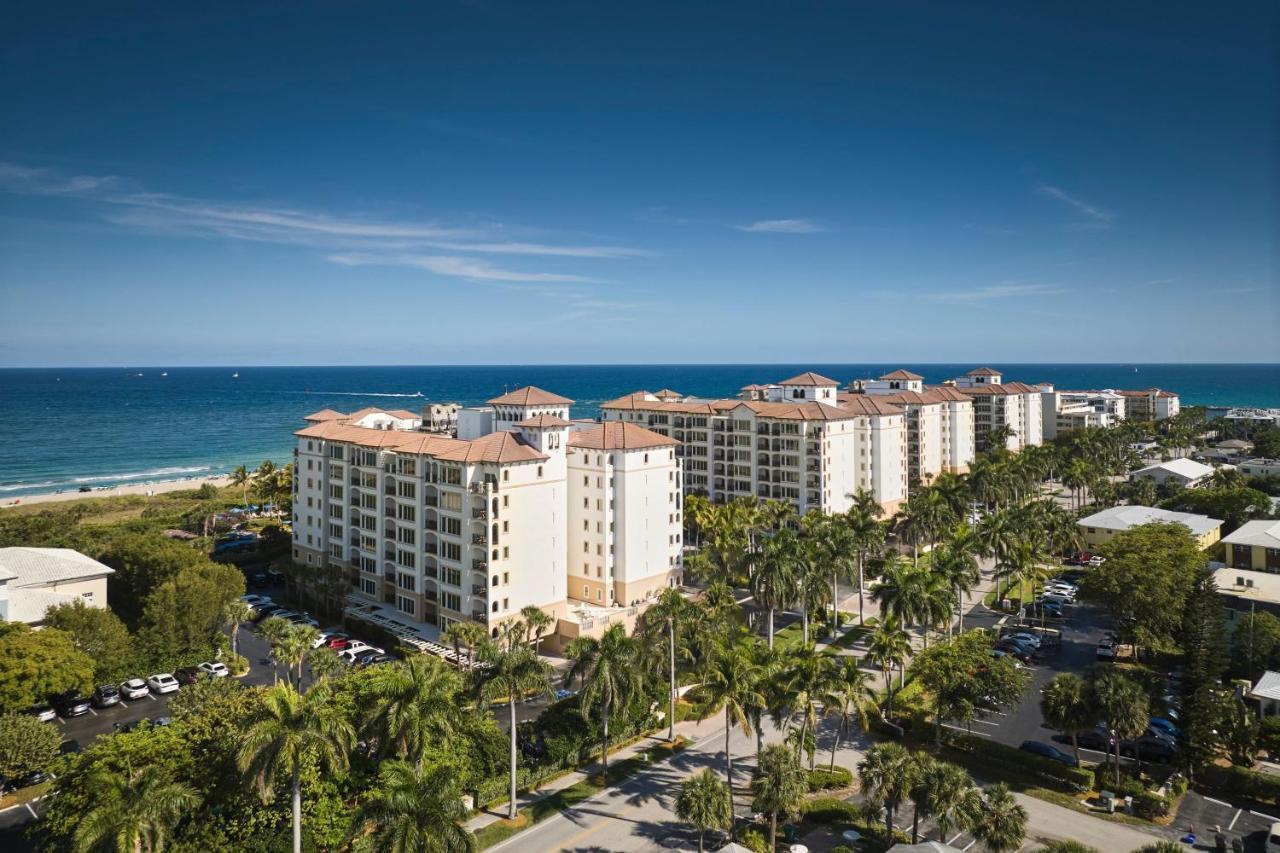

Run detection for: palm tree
[[995, 538, 1043, 617], [907, 752, 939, 843], [808, 513, 856, 635], [347, 759, 475, 853], [475, 641, 552, 819], [257, 615, 293, 685], [866, 617, 911, 714], [871, 555, 924, 631], [73, 765, 200, 853], [278, 624, 320, 689], [644, 587, 690, 742], [254, 459, 278, 504], [933, 532, 980, 636], [1040, 674, 1095, 764], [369, 655, 463, 769], [518, 605, 553, 655], [976, 509, 1018, 603], [843, 497, 886, 626], [449, 621, 489, 672], [699, 635, 765, 805], [971, 783, 1027, 853], [306, 646, 344, 683], [794, 540, 831, 646], [566, 623, 643, 771], [918, 760, 980, 843], [223, 598, 254, 658], [751, 743, 808, 850], [238, 684, 356, 853], [1094, 670, 1149, 782], [230, 464, 251, 506], [753, 529, 800, 649], [824, 658, 878, 772], [781, 647, 839, 770], [674, 769, 733, 853], [858, 741, 916, 838]]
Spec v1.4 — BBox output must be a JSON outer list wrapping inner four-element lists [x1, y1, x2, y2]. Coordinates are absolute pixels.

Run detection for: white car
[[147, 673, 180, 694], [271, 610, 299, 621], [340, 642, 384, 662], [242, 594, 271, 607], [198, 661, 229, 678], [1088, 556, 1106, 566], [120, 678, 150, 700], [1007, 632, 1042, 649], [1040, 591, 1074, 606], [286, 613, 319, 628]]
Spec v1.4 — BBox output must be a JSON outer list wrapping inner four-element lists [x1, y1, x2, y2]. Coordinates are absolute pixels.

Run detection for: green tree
[[971, 782, 1027, 853], [566, 623, 644, 771], [347, 758, 475, 853], [44, 599, 134, 682], [368, 655, 463, 768], [96, 532, 214, 627], [824, 658, 878, 771], [916, 759, 980, 844], [518, 605, 553, 655], [699, 634, 766, 803], [475, 640, 552, 819], [643, 587, 691, 742], [866, 617, 912, 716], [0, 713, 62, 780], [1218, 694, 1260, 767], [1230, 610, 1280, 680], [230, 464, 251, 506], [752, 528, 800, 649], [751, 743, 808, 850], [306, 646, 344, 683], [1092, 670, 1149, 784], [73, 764, 200, 853], [858, 741, 916, 839], [0, 623, 94, 711], [138, 561, 245, 662], [222, 598, 254, 659], [1039, 674, 1096, 764], [238, 684, 356, 853], [844, 491, 886, 626], [675, 768, 733, 853], [912, 631, 1029, 747]]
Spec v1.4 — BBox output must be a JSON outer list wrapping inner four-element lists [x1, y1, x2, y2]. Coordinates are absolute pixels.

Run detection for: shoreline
[[1, 475, 235, 509]]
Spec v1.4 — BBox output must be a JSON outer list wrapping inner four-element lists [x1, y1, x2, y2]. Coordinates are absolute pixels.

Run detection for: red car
[[325, 635, 351, 650]]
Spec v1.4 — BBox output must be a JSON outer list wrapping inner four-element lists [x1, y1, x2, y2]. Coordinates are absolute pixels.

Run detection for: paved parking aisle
[[1176, 791, 1279, 853]]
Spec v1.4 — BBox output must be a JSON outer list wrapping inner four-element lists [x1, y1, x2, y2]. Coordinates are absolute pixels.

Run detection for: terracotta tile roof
[[295, 421, 546, 463], [600, 395, 721, 414], [862, 390, 941, 406], [954, 381, 1040, 396], [345, 406, 387, 420], [777, 371, 840, 386], [926, 386, 972, 402], [385, 409, 421, 419], [304, 409, 347, 422], [1116, 388, 1178, 398], [487, 386, 574, 406], [967, 367, 1003, 377], [653, 389, 684, 399], [435, 431, 548, 463], [569, 422, 679, 450], [515, 414, 573, 428], [834, 396, 906, 416], [879, 369, 924, 381]]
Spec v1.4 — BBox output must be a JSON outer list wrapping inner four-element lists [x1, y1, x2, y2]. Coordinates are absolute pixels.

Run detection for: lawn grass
[[829, 618, 876, 650], [473, 737, 689, 849], [0, 779, 52, 811]]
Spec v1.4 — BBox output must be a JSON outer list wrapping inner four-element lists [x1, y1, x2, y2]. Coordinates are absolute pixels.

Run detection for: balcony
[[424, 495, 438, 507], [472, 558, 488, 572], [472, 507, 488, 519], [425, 519, 438, 531], [471, 534, 487, 546], [384, 571, 397, 582], [471, 585, 487, 597], [472, 609, 489, 621], [425, 543, 438, 555]]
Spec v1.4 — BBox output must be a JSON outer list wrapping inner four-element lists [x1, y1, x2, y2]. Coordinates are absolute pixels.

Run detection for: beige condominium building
[[1117, 388, 1181, 421], [291, 387, 683, 644], [600, 371, 908, 516], [848, 370, 975, 484], [951, 368, 1045, 451]]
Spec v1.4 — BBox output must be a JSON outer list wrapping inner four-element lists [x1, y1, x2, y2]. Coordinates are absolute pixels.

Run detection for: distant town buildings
[[1130, 457, 1216, 490], [950, 368, 1045, 451], [1222, 520, 1280, 573], [1077, 505, 1223, 551]]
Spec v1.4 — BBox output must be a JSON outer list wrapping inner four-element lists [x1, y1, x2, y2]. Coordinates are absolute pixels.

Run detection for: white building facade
[[952, 368, 1045, 451], [852, 370, 975, 483]]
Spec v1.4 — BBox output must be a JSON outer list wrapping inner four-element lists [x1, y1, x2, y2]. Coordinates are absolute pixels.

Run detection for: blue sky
[[1, 1, 1276, 366]]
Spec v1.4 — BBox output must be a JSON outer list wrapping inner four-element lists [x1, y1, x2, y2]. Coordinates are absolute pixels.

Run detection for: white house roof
[[0, 547, 115, 588], [1133, 457, 1214, 482], [1214, 567, 1280, 606], [1254, 671, 1280, 703], [1077, 505, 1223, 537], [1223, 520, 1280, 550]]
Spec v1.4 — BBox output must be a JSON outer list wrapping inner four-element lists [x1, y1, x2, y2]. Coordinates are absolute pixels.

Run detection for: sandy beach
[[1, 475, 235, 509]]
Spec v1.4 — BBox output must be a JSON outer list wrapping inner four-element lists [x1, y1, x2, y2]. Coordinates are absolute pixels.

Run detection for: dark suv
[[174, 667, 203, 686], [52, 692, 92, 718]]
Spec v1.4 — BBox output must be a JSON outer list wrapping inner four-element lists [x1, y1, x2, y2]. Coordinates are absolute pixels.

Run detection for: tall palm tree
[[824, 658, 878, 771], [843, 497, 886, 626], [807, 512, 856, 635], [73, 765, 200, 853], [566, 623, 643, 771], [257, 615, 293, 685], [752, 529, 800, 649], [518, 605, 553, 655], [254, 459, 278, 504], [857, 742, 916, 839], [699, 634, 765, 805], [306, 646, 345, 683], [475, 641, 552, 819], [347, 759, 475, 853], [780, 647, 839, 770], [369, 656, 463, 769], [918, 760, 980, 843], [1040, 674, 1095, 765], [971, 783, 1027, 853], [933, 532, 981, 636], [916, 570, 954, 649], [1094, 670, 1149, 783], [866, 617, 911, 714], [644, 588, 690, 742], [907, 752, 939, 843], [223, 598, 254, 658], [794, 539, 831, 646], [751, 743, 808, 850], [276, 624, 319, 689], [674, 769, 733, 853], [994, 537, 1043, 616], [238, 684, 356, 853], [230, 464, 251, 507]]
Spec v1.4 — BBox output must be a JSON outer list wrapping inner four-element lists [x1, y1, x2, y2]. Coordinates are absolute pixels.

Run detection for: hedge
[[1202, 764, 1280, 804], [1133, 790, 1169, 820], [799, 797, 860, 824], [808, 766, 853, 791], [945, 731, 1093, 792]]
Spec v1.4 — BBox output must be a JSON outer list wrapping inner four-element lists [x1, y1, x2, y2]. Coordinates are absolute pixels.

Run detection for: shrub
[[1202, 764, 1280, 803], [1260, 716, 1280, 757], [1133, 790, 1169, 820], [945, 731, 1093, 792], [831, 847, 856, 853], [808, 766, 853, 791], [1091, 765, 1147, 799], [735, 828, 769, 853], [799, 796, 859, 825], [0, 714, 62, 780], [226, 653, 249, 676]]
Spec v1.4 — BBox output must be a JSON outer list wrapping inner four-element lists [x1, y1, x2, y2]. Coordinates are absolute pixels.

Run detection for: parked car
[[1121, 735, 1176, 763], [174, 666, 202, 686], [1088, 556, 1107, 567], [1096, 639, 1116, 660], [1064, 553, 1092, 566], [198, 661, 230, 678], [120, 678, 150, 700], [325, 635, 352, 650], [25, 703, 57, 722], [53, 692, 92, 718], [997, 636, 1038, 655], [1023, 601, 1064, 619], [1020, 740, 1078, 767], [241, 594, 271, 607], [93, 684, 122, 708], [247, 571, 271, 588], [1005, 632, 1042, 650], [1040, 591, 1074, 607], [1, 769, 50, 793], [1075, 726, 1113, 752], [1150, 716, 1180, 737], [351, 649, 385, 666], [994, 644, 1033, 664], [553, 688, 577, 701], [147, 673, 180, 694], [253, 603, 284, 620], [285, 613, 320, 628], [340, 643, 384, 662], [270, 609, 299, 622]]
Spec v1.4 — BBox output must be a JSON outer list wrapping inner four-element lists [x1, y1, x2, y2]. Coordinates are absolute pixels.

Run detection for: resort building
[[1038, 388, 1124, 440], [600, 371, 909, 516], [1222, 520, 1280, 573], [1077, 505, 1223, 551], [0, 547, 115, 626], [1238, 459, 1280, 478], [848, 370, 975, 483], [1130, 457, 1216, 490], [1117, 388, 1181, 421], [951, 368, 1044, 451], [292, 387, 683, 645]]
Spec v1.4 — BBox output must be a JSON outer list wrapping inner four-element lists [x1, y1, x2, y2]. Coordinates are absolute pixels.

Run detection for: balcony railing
[[472, 507, 488, 519], [471, 534, 487, 546]]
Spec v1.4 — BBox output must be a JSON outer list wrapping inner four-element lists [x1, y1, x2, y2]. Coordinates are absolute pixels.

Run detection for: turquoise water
[[1, 364, 1275, 497]]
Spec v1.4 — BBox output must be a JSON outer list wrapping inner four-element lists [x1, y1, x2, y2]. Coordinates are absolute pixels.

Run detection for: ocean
[[1, 364, 1276, 498]]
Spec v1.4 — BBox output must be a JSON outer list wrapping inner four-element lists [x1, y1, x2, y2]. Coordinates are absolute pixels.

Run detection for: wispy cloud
[[0, 161, 650, 282], [735, 218, 824, 234], [327, 253, 605, 283], [928, 283, 1068, 303], [1036, 185, 1114, 228]]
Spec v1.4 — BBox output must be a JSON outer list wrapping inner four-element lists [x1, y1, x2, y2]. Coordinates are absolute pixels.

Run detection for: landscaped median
[[473, 736, 690, 849]]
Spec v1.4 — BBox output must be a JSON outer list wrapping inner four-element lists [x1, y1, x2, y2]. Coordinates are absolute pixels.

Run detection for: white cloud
[[326, 253, 605, 283], [929, 283, 1067, 303], [1036, 185, 1114, 227], [735, 218, 824, 233]]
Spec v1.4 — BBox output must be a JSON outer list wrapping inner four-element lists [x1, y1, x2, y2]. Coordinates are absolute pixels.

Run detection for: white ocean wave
[[71, 465, 212, 484]]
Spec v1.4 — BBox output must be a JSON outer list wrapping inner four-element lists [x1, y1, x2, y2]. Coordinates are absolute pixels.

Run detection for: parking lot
[[1176, 790, 1279, 852]]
